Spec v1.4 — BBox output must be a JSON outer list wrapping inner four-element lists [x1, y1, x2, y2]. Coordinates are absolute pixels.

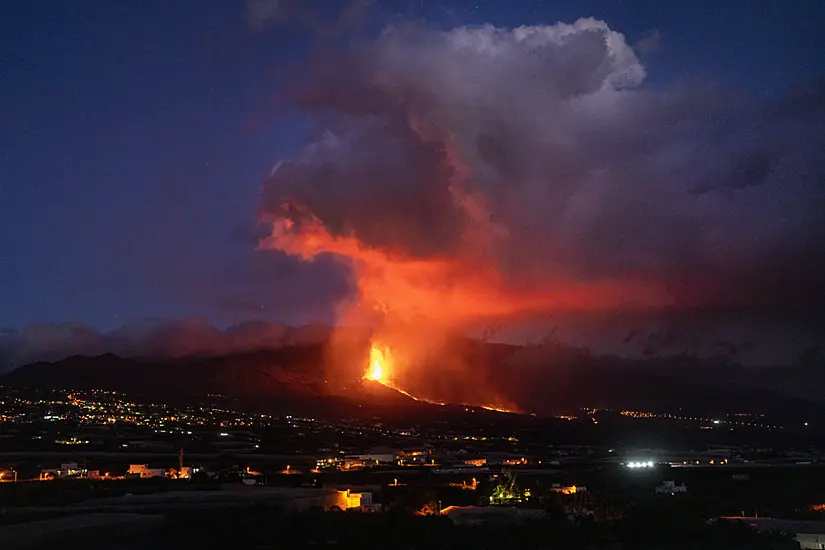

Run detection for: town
[[2, 385, 825, 548]]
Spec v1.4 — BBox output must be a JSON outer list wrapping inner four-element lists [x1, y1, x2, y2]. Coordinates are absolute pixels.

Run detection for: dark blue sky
[[2, 0, 824, 331]]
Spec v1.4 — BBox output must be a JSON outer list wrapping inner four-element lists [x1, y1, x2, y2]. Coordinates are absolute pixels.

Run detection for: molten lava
[[362, 343, 436, 404], [362, 344, 406, 396], [360, 342, 516, 412], [366, 360, 383, 381], [365, 346, 387, 382]]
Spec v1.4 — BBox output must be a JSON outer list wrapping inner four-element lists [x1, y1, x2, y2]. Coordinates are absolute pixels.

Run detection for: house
[[797, 534, 825, 550], [39, 462, 88, 480], [343, 489, 375, 511], [655, 480, 687, 494], [0, 469, 17, 482], [347, 453, 395, 465], [127, 464, 166, 479]]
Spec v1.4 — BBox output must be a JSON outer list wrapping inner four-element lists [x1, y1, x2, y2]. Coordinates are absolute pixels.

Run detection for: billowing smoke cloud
[[257, 18, 825, 407], [3, 17, 822, 413], [261, 18, 825, 313], [0, 319, 334, 372]]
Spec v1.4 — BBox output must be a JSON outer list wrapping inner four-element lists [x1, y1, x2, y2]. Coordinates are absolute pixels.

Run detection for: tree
[[491, 469, 523, 504]]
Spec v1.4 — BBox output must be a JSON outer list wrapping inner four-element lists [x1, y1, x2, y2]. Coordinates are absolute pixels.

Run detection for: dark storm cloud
[[260, 18, 825, 309]]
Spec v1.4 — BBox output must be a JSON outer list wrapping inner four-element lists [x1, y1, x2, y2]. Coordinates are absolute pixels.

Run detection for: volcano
[[0, 342, 526, 420], [2, 339, 824, 424]]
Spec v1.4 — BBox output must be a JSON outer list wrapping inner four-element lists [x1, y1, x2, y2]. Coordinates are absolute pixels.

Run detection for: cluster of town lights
[[625, 461, 655, 469]]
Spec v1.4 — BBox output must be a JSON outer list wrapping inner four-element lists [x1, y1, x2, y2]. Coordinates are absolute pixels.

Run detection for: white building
[[349, 453, 395, 465], [128, 464, 166, 479], [39, 462, 88, 480], [343, 489, 374, 510], [796, 533, 825, 549], [655, 480, 687, 494]]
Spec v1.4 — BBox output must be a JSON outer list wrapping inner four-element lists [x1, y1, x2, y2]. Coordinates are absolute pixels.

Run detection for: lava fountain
[[365, 345, 388, 383], [362, 342, 432, 403], [359, 341, 515, 412]]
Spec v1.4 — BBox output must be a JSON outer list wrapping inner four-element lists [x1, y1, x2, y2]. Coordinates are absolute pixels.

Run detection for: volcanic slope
[[3, 340, 823, 424]]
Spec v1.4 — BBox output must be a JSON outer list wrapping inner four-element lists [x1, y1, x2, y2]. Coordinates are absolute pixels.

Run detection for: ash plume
[[260, 18, 825, 314], [256, 18, 825, 407]]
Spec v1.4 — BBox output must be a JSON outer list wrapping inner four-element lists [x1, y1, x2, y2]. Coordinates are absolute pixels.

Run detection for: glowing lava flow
[[362, 344, 516, 412], [362, 345, 434, 403]]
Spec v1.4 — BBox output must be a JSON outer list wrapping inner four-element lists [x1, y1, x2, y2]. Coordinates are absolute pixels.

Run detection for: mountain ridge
[[3, 341, 823, 425]]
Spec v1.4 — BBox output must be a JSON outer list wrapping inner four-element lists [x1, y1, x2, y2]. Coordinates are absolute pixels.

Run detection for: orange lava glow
[[365, 346, 386, 382], [478, 405, 515, 414], [259, 148, 672, 410], [362, 343, 434, 403], [362, 339, 515, 412], [261, 207, 670, 325]]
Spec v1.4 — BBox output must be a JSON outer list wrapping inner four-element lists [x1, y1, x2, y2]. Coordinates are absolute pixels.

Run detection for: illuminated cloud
[[255, 18, 825, 407], [260, 18, 825, 315]]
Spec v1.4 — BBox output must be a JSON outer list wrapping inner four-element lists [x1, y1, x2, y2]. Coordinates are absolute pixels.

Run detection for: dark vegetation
[[142, 505, 799, 549]]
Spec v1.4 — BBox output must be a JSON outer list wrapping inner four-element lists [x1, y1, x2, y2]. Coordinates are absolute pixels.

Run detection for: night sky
[[2, 1, 824, 367]]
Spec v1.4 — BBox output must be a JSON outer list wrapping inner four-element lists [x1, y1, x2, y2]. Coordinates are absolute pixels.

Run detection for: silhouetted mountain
[[2, 341, 823, 423], [2, 347, 325, 397], [0, 346, 470, 419]]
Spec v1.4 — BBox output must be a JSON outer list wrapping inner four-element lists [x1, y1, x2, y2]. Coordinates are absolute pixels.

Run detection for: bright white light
[[647, 461, 654, 467], [713, 420, 720, 424]]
